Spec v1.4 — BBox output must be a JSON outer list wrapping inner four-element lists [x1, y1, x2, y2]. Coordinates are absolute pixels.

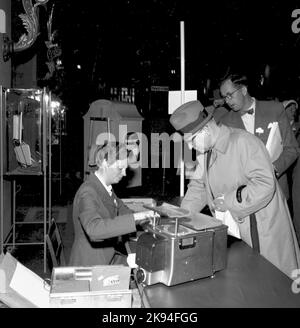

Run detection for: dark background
[[10, 0, 300, 193]]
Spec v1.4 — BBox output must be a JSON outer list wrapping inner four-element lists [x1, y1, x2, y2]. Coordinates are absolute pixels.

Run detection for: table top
[[138, 238, 300, 308]]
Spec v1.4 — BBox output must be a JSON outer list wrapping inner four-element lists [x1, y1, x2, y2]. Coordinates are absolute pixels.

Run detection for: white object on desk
[[215, 210, 241, 239], [127, 253, 138, 269], [9, 262, 50, 308]]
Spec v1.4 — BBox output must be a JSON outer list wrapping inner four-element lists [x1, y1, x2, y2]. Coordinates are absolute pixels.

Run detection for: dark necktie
[[206, 149, 215, 200], [250, 213, 260, 253], [206, 149, 211, 171], [237, 187, 260, 253], [245, 108, 254, 115], [206, 149, 212, 171]]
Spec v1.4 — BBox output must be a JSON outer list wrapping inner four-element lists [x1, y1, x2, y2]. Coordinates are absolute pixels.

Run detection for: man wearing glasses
[[218, 73, 299, 202]]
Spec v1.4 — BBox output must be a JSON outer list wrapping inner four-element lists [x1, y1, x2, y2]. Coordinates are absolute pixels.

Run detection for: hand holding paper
[[133, 210, 158, 223], [212, 194, 227, 212], [215, 210, 241, 239]]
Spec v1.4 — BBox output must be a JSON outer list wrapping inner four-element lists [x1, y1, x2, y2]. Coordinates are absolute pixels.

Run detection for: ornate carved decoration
[[2, 0, 49, 61]]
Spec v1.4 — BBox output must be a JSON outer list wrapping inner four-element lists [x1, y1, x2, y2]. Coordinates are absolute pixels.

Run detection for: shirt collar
[[95, 171, 112, 196], [247, 97, 256, 112]]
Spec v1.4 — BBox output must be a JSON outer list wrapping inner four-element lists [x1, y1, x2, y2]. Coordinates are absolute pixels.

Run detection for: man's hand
[[133, 210, 158, 223], [212, 194, 227, 212]]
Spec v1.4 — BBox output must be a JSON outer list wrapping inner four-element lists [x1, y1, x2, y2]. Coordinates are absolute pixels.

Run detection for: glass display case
[[4, 88, 48, 175], [0, 87, 52, 273]]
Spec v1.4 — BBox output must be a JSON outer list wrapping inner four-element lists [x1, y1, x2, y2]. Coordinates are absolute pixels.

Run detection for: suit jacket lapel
[[254, 100, 269, 144], [88, 173, 116, 210]]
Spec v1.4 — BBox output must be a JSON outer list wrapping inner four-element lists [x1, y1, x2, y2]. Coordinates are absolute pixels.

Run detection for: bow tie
[[243, 108, 254, 115]]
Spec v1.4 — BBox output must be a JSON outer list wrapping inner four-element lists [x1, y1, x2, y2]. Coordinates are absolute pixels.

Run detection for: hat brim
[[183, 113, 213, 141]]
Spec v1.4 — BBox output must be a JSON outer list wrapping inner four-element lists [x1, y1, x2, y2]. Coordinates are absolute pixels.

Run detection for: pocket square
[[255, 127, 264, 134]]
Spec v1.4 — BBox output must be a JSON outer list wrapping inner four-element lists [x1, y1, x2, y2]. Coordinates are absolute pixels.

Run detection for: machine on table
[[135, 203, 228, 286]]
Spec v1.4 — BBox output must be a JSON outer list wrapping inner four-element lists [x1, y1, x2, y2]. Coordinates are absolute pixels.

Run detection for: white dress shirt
[[241, 98, 256, 134], [95, 171, 113, 196]]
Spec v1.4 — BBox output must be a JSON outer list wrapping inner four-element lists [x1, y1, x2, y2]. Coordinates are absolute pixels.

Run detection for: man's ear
[[242, 86, 248, 96], [100, 158, 108, 169]]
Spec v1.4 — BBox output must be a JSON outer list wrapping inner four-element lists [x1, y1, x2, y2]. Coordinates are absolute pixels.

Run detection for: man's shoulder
[[217, 107, 235, 121], [229, 126, 253, 138], [77, 174, 99, 193], [228, 126, 261, 145], [256, 99, 284, 114]]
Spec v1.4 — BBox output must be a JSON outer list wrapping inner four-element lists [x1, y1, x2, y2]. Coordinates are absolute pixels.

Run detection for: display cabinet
[[0, 86, 52, 273]]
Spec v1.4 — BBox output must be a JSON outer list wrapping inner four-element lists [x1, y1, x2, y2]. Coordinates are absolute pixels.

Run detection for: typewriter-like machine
[[134, 203, 228, 286]]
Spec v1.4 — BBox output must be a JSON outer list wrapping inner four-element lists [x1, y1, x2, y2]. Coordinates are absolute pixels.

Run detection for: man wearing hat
[[218, 73, 300, 201], [169, 100, 300, 277]]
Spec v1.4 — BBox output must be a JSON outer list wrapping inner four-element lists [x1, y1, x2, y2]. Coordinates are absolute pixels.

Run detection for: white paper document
[[215, 210, 241, 239], [168, 90, 198, 114], [265, 122, 283, 163], [10, 262, 50, 308], [126, 253, 138, 269]]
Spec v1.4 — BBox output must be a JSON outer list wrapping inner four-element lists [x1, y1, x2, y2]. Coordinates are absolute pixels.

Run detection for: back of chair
[[46, 218, 66, 272]]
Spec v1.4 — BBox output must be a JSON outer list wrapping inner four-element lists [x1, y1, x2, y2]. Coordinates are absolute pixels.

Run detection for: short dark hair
[[88, 141, 128, 168], [220, 73, 249, 88]]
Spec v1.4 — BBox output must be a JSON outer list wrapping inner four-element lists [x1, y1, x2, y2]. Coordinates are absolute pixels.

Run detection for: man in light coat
[[169, 100, 300, 278]]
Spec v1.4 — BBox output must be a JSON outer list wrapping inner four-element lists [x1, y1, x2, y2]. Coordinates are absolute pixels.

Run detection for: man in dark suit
[[218, 73, 300, 201], [69, 142, 154, 266]]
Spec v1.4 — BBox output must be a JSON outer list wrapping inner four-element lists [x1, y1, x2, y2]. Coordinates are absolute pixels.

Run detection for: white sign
[[151, 85, 169, 92], [168, 90, 198, 114], [0, 9, 6, 33]]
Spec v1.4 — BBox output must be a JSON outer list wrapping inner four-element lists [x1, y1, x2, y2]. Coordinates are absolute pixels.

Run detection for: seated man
[[169, 100, 300, 277], [69, 141, 153, 266]]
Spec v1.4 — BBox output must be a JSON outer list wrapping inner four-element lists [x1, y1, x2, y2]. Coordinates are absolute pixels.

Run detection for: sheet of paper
[[265, 122, 283, 163], [215, 210, 241, 239], [127, 253, 138, 269], [90, 266, 131, 292], [180, 212, 222, 230], [13, 115, 20, 140], [145, 202, 190, 218], [9, 262, 50, 308], [122, 198, 156, 213]]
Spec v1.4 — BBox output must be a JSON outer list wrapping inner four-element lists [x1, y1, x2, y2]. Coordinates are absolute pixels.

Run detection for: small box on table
[[49, 265, 132, 308]]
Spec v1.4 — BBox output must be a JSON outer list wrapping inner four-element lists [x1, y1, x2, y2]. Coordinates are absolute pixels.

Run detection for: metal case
[[135, 220, 228, 286]]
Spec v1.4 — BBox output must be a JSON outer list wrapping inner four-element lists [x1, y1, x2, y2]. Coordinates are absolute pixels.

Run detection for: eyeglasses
[[221, 87, 242, 101]]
